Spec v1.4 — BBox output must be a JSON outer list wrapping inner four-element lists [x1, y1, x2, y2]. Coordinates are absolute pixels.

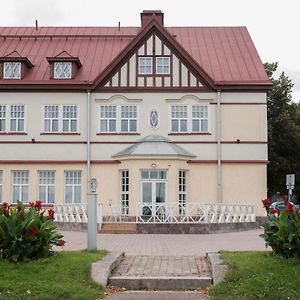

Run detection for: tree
[[265, 62, 300, 201]]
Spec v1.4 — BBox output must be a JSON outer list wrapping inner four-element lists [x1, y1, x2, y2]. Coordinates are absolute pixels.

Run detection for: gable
[[91, 20, 217, 91]]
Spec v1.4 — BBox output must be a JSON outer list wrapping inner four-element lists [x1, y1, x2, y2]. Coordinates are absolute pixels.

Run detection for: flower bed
[[0, 201, 64, 262]]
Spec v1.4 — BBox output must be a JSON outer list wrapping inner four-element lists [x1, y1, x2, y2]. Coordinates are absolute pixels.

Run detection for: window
[[3, 62, 21, 79], [64, 171, 81, 203], [179, 171, 187, 215], [0, 105, 6, 132], [121, 106, 137, 132], [54, 62, 72, 79], [120, 170, 129, 215], [0, 171, 2, 203], [192, 105, 208, 132], [100, 105, 116, 132], [10, 105, 25, 132], [138, 57, 152, 74], [38, 171, 55, 204], [12, 171, 29, 203], [141, 170, 167, 180], [156, 57, 170, 74], [44, 105, 59, 132], [63, 105, 77, 132], [171, 105, 187, 132]]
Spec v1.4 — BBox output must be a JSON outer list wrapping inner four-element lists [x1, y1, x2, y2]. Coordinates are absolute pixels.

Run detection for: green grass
[[210, 251, 300, 300], [0, 250, 106, 300]]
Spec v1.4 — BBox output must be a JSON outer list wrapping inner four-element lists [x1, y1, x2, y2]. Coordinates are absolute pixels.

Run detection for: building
[[0, 11, 271, 222]]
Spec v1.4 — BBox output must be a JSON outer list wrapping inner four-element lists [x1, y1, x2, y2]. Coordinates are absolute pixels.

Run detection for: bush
[[0, 201, 65, 262], [260, 196, 300, 258]]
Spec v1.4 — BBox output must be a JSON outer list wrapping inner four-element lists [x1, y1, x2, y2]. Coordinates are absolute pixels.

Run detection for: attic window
[[54, 62, 72, 79], [3, 62, 21, 79], [138, 57, 152, 74]]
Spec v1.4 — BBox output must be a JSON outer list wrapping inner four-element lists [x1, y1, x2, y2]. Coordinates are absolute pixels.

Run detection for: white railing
[[104, 203, 255, 224], [54, 204, 103, 229]]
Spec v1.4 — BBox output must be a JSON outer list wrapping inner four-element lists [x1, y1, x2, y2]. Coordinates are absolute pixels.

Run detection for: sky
[[1, 0, 299, 101]]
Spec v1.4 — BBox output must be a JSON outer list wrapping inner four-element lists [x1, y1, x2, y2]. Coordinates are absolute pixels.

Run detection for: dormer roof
[[46, 51, 82, 68], [0, 50, 33, 67]]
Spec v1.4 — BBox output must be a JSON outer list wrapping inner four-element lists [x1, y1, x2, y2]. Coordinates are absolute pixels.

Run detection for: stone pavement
[[60, 229, 268, 255], [112, 256, 211, 277]]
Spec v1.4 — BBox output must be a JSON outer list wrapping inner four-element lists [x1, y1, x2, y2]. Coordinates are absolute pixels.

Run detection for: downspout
[[217, 90, 222, 203], [87, 90, 91, 194]]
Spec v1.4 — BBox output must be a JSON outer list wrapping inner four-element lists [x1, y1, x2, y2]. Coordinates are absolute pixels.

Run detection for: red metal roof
[[0, 25, 270, 88]]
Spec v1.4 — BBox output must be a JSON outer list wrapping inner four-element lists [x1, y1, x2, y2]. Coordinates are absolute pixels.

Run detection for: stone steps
[[108, 255, 213, 290], [101, 223, 137, 234]]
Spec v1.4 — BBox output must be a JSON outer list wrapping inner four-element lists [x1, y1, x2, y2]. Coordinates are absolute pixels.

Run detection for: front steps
[[101, 223, 137, 234]]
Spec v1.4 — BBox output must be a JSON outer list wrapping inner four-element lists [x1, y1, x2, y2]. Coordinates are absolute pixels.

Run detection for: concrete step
[[109, 275, 212, 290], [101, 223, 137, 234]]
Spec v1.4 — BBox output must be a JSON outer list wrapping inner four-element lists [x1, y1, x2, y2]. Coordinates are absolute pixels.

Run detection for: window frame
[[171, 105, 188, 132], [12, 170, 29, 203], [64, 171, 82, 204], [38, 171, 55, 204], [121, 105, 137, 133], [120, 170, 129, 215], [62, 105, 78, 133], [0, 105, 6, 132], [179, 170, 187, 215], [10, 105, 25, 132], [138, 57, 153, 75], [53, 62, 72, 79], [192, 105, 209, 133], [156, 57, 170, 75], [0, 170, 3, 203], [3, 62, 22, 79], [99, 105, 117, 133]]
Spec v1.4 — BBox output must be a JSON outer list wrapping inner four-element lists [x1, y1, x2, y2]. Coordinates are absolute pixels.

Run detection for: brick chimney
[[140, 10, 164, 27]]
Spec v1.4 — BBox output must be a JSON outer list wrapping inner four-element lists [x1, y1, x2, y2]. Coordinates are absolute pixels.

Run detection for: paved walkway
[[60, 229, 268, 255], [112, 255, 211, 277]]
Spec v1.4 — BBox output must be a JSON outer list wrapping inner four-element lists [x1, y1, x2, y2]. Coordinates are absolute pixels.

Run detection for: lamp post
[[87, 178, 97, 251]]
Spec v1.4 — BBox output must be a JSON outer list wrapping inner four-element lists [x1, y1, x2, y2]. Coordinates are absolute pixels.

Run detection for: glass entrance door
[[141, 170, 167, 217]]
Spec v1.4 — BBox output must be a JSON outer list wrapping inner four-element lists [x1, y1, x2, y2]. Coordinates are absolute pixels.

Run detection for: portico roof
[[112, 134, 196, 159]]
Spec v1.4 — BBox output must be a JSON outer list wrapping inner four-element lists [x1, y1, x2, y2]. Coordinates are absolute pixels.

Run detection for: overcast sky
[[1, 0, 299, 101]]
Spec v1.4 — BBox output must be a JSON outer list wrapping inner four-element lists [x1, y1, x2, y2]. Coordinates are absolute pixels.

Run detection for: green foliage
[[0, 201, 64, 262], [210, 251, 300, 300], [0, 250, 106, 300], [260, 208, 300, 258], [265, 62, 300, 198]]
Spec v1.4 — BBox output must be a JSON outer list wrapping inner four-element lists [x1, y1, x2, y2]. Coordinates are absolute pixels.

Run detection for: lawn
[[210, 251, 300, 300], [0, 250, 106, 300]]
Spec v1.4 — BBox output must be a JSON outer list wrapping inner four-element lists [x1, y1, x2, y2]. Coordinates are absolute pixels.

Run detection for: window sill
[[0, 132, 27, 135], [40, 132, 80, 135], [97, 132, 140, 136], [168, 132, 212, 136]]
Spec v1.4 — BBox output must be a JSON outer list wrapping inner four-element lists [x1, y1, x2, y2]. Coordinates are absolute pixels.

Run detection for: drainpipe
[[87, 90, 91, 193], [217, 90, 222, 203]]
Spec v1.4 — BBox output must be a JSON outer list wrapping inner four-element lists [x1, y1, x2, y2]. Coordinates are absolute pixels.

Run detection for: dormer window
[[54, 62, 72, 79], [3, 62, 22, 79]]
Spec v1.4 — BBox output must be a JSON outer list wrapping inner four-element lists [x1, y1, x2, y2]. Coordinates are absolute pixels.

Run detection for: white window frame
[[54, 62, 72, 79], [192, 105, 209, 132], [156, 57, 170, 75], [120, 170, 129, 215], [62, 105, 78, 132], [0, 170, 3, 203], [121, 105, 137, 133], [179, 170, 187, 215], [138, 57, 153, 75], [3, 62, 21, 79], [171, 105, 188, 132], [44, 105, 59, 132], [0, 105, 6, 132], [10, 105, 25, 132], [64, 171, 82, 204], [38, 171, 55, 204], [12, 171, 29, 203], [99, 105, 117, 132]]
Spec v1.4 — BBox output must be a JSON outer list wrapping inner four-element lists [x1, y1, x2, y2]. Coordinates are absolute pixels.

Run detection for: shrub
[[260, 196, 300, 258], [0, 201, 65, 262]]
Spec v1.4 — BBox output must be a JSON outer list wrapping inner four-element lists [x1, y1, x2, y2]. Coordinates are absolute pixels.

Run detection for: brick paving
[[112, 255, 211, 278]]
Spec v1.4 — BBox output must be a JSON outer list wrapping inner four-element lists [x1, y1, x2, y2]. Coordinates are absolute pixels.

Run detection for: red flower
[[282, 195, 289, 205], [34, 200, 42, 210], [285, 202, 294, 213], [271, 209, 280, 215], [56, 240, 65, 247], [262, 198, 271, 210], [1, 202, 10, 217], [46, 209, 55, 220], [29, 227, 39, 235]]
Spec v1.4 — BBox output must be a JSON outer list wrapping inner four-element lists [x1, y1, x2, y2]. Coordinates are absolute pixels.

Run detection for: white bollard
[[87, 193, 97, 251]]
